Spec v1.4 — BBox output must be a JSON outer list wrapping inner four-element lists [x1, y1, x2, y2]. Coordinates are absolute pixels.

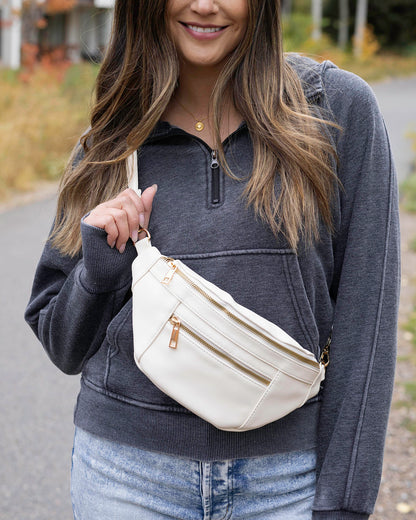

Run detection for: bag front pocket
[[138, 313, 272, 431], [167, 315, 272, 387]]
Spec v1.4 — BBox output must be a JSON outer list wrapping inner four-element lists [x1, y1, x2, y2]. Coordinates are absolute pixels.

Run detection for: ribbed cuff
[[313, 511, 369, 520], [79, 219, 135, 293]]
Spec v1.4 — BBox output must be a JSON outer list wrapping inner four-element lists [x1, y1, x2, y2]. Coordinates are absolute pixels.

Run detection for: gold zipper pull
[[162, 261, 178, 285], [320, 335, 331, 367], [168, 317, 181, 349]]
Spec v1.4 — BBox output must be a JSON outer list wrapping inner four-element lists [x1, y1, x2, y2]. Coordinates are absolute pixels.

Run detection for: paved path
[[0, 197, 79, 520], [0, 75, 415, 520], [372, 76, 416, 182]]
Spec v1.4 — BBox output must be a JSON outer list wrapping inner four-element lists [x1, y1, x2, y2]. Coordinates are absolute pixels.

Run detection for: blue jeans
[[71, 427, 316, 520]]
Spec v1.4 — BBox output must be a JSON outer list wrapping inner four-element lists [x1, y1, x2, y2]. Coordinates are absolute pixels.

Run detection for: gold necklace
[[175, 98, 207, 132]]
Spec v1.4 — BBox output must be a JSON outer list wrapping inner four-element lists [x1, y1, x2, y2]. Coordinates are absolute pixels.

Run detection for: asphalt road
[[1, 75, 415, 520], [0, 196, 79, 520], [372, 76, 416, 182]]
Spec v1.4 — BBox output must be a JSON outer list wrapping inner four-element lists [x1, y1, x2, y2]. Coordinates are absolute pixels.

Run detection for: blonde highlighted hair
[[51, 0, 338, 256]]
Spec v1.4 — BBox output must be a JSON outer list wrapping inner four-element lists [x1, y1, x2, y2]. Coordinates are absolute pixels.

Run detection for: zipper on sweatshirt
[[188, 125, 246, 207], [211, 150, 220, 205], [147, 122, 247, 207]]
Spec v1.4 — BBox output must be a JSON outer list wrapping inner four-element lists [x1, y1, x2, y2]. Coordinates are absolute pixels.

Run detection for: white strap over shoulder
[[126, 151, 141, 196]]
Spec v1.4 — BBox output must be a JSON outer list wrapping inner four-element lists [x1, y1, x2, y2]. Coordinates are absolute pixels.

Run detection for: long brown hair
[[51, 0, 338, 256]]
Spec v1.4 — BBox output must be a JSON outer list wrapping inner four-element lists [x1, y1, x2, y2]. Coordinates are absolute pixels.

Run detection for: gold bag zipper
[[162, 258, 320, 368], [168, 316, 270, 387], [169, 316, 181, 349]]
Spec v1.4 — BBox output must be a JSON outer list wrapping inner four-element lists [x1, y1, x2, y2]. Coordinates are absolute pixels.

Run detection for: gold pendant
[[195, 121, 204, 132]]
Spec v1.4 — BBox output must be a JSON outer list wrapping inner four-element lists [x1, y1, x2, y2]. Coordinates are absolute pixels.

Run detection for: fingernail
[[152, 184, 158, 193], [132, 230, 138, 243], [119, 244, 126, 254], [111, 241, 116, 249], [139, 213, 145, 228]]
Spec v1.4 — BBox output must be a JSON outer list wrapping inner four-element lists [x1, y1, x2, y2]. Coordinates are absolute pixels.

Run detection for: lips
[[179, 21, 228, 39]]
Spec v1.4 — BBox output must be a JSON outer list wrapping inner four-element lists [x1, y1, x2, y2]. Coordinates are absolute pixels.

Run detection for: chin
[[183, 53, 229, 69]]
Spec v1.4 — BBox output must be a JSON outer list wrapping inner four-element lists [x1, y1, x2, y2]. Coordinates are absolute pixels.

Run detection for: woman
[[25, 1, 400, 519]]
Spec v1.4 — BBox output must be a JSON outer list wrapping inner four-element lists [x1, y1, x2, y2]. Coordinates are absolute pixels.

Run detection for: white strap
[[126, 151, 141, 197]]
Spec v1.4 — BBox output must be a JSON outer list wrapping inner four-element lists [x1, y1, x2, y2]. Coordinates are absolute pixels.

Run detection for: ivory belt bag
[[131, 231, 327, 432], [127, 153, 327, 432]]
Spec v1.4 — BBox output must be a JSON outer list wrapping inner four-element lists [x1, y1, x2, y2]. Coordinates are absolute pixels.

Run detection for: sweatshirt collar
[[147, 54, 327, 141]]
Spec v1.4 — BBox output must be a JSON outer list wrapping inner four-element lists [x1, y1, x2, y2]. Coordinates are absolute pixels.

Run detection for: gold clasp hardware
[[168, 317, 181, 349], [162, 261, 178, 285], [320, 335, 331, 368], [137, 228, 151, 239]]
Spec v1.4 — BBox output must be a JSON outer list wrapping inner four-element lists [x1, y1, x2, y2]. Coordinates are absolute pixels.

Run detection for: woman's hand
[[84, 185, 158, 253]]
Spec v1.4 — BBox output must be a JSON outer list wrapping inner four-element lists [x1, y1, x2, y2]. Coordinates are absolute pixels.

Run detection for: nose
[[190, 0, 219, 16]]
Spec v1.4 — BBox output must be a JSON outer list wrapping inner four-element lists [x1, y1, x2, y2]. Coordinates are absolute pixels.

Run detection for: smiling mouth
[[181, 23, 226, 34]]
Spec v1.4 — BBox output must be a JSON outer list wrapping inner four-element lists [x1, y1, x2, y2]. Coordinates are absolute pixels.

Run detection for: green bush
[[401, 174, 416, 213], [283, 13, 314, 51]]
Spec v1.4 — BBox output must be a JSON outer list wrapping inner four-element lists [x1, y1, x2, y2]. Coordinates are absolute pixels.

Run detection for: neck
[[175, 61, 227, 113]]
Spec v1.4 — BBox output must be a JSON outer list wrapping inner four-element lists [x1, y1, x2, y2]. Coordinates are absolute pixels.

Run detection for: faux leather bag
[[127, 154, 328, 432]]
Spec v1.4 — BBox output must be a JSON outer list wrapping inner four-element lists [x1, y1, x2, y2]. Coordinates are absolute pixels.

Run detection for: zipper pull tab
[[211, 150, 219, 169], [320, 335, 331, 367], [168, 317, 181, 349], [211, 150, 220, 204], [162, 261, 178, 285]]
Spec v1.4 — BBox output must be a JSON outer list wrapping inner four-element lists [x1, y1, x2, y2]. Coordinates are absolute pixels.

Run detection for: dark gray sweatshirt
[[25, 56, 400, 519]]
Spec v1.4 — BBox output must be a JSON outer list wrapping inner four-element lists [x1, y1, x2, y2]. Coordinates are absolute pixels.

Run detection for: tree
[[338, 0, 349, 49], [281, 0, 293, 17], [21, 0, 44, 44], [366, 0, 416, 48], [325, 0, 416, 51], [354, 0, 369, 57], [311, 0, 323, 40], [21, 0, 76, 43]]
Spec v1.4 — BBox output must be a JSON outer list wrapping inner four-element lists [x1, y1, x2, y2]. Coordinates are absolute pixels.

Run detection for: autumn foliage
[[44, 0, 77, 14], [18, 0, 75, 82], [0, 62, 98, 198], [19, 42, 71, 83]]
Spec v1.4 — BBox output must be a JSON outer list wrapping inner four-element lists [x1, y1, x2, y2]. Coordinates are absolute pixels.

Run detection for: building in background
[[39, 0, 114, 63], [0, 0, 114, 69], [0, 0, 23, 69]]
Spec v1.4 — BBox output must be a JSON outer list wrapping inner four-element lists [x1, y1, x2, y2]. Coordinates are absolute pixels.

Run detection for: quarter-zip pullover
[[25, 56, 400, 520]]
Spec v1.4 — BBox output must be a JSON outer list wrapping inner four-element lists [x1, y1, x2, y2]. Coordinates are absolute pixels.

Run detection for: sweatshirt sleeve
[[24, 216, 137, 375], [312, 67, 400, 519]]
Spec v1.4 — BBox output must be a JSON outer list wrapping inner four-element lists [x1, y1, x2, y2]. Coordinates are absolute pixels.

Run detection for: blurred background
[[0, 1, 415, 519]]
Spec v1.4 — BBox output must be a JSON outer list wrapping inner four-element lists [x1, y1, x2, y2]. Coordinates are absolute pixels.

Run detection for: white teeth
[[187, 24, 223, 33]]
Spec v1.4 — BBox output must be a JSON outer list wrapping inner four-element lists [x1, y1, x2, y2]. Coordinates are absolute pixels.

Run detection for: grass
[[0, 63, 98, 199], [400, 131, 416, 212], [398, 126, 416, 436], [331, 52, 416, 82], [404, 311, 416, 352], [402, 417, 416, 434], [402, 306, 416, 434], [283, 18, 416, 82], [401, 173, 416, 213], [405, 382, 416, 403]]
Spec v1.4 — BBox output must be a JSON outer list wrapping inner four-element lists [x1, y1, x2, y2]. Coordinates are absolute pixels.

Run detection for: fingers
[[105, 189, 142, 245], [84, 185, 158, 252], [138, 184, 158, 238], [109, 208, 132, 253]]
